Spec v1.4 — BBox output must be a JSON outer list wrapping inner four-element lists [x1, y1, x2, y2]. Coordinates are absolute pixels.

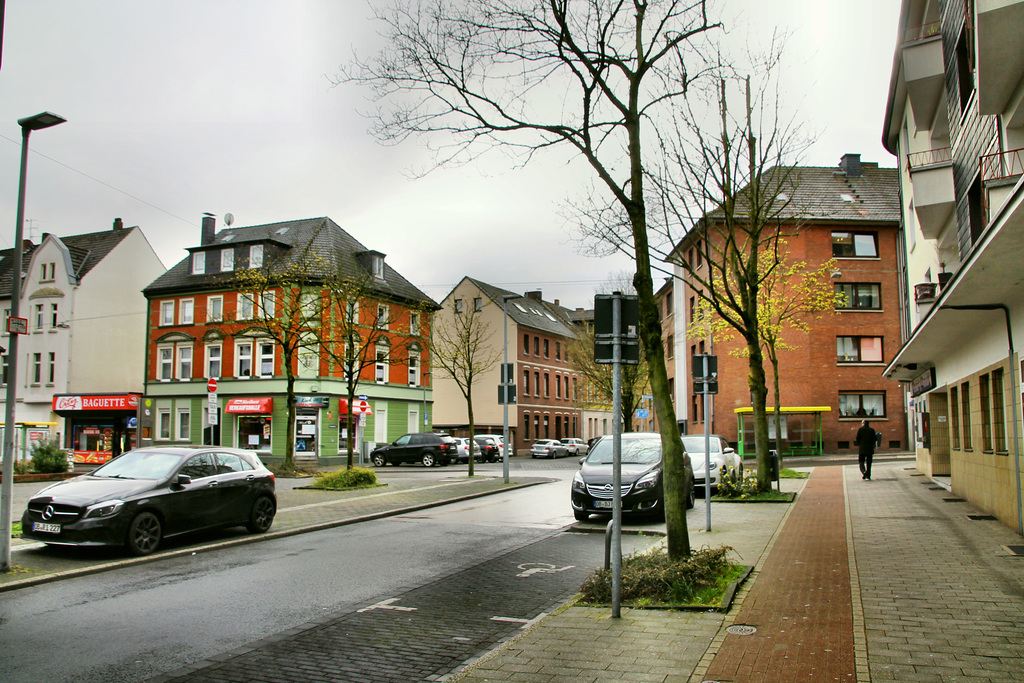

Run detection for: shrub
[[13, 460, 32, 475], [309, 467, 378, 490], [715, 465, 761, 498], [30, 440, 69, 474], [579, 545, 733, 605]]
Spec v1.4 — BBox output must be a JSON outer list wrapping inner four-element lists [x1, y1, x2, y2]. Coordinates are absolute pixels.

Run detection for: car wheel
[[246, 495, 276, 533], [573, 510, 589, 522], [372, 452, 386, 467], [422, 452, 437, 467], [126, 511, 162, 556]]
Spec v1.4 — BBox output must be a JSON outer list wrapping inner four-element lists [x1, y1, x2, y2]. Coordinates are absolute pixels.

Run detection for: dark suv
[[370, 433, 456, 467]]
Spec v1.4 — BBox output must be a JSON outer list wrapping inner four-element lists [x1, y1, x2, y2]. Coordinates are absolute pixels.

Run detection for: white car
[[683, 435, 742, 491], [452, 437, 482, 463], [560, 438, 588, 456]]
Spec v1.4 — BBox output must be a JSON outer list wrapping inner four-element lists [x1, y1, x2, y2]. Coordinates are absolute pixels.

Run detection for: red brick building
[[673, 155, 909, 455]]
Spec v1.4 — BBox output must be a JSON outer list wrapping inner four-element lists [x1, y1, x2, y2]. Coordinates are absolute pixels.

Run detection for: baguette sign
[[53, 394, 141, 411]]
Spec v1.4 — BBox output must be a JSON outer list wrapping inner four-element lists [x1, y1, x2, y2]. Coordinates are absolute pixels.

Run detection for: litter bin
[[769, 449, 780, 490]]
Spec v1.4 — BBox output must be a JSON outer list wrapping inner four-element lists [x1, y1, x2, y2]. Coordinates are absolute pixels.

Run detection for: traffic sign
[[207, 378, 218, 393]]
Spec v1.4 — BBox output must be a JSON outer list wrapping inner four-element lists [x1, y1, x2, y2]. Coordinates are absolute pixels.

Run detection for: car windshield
[[91, 451, 182, 480], [584, 437, 661, 465], [682, 436, 721, 454]]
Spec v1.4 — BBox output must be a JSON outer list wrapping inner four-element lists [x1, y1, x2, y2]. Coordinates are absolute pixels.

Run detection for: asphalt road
[[1, 458, 655, 683]]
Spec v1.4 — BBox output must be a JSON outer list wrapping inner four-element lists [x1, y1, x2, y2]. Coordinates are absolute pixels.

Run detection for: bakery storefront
[[52, 393, 141, 464], [225, 397, 273, 451]]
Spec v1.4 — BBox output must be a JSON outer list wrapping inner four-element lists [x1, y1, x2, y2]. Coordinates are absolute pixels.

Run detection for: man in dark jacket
[[856, 420, 877, 480]]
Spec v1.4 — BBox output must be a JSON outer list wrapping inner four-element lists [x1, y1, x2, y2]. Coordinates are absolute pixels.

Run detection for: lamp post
[[501, 294, 516, 484], [1, 112, 66, 572]]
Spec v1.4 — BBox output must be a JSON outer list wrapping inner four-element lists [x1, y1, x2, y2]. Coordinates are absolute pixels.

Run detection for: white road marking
[[357, 598, 417, 613]]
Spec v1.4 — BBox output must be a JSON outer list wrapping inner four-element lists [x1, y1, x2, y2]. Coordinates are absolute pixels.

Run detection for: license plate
[[594, 500, 613, 509], [32, 522, 61, 534]]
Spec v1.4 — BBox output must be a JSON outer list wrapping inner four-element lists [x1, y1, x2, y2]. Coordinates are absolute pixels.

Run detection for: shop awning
[[52, 394, 141, 414], [338, 398, 373, 416], [225, 397, 274, 414]]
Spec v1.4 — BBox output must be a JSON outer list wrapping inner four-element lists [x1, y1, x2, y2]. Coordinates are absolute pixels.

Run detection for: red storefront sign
[[337, 398, 373, 416], [53, 394, 141, 412], [225, 397, 274, 414]]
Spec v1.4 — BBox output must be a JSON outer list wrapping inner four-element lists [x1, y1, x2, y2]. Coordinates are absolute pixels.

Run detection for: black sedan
[[570, 432, 694, 522], [21, 446, 277, 556]]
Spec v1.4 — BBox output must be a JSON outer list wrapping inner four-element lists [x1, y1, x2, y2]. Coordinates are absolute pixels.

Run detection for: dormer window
[[371, 254, 384, 278], [192, 252, 206, 274], [249, 244, 264, 269], [221, 248, 234, 272]]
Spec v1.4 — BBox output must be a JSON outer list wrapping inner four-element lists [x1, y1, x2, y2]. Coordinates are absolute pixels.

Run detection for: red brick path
[[704, 465, 855, 682]]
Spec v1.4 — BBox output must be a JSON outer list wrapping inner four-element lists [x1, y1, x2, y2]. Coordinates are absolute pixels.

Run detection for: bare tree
[[431, 299, 501, 477], [341, 0, 720, 559]]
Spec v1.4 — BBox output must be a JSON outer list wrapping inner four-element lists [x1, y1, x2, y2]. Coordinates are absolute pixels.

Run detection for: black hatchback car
[[370, 432, 456, 467], [21, 446, 276, 556], [570, 432, 694, 521]]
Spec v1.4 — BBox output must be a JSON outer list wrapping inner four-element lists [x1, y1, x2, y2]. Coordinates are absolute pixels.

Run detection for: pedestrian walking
[[856, 420, 876, 480]]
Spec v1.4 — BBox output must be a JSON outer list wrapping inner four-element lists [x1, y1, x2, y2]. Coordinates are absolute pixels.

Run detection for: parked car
[[560, 438, 588, 456], [683, 435, 741, 492], [570, 432, 694, 522], [452, 437, 483, 464], [20, 446, 277, 557], [473, 435, 503, 462], [530, 439, 568, 458], [371, 433, 456, 467]]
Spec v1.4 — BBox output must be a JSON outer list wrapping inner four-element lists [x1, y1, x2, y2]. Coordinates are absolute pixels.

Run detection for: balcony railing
[[981, 148, 1024, 182], [907, 147, 952, 170], [904, 21, 941, 44]]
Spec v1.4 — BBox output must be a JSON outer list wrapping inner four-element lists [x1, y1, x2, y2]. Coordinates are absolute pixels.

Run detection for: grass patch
[[713, 489, 794, 502], [780, 468, 808, 479], [268, 463, 323, 478], [11, 522, 21, 537], [578, 546, 742, 607], [307, 467, 382, 491]]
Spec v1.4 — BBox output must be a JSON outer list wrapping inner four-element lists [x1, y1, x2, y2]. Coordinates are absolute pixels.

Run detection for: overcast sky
[[0, 0, 899, 310]]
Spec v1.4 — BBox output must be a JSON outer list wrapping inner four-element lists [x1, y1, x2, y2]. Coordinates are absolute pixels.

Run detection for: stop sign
[[207, 378, 218, 393]]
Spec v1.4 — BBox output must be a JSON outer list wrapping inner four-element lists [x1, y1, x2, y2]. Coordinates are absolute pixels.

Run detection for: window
[[993, 369, 1006, 452], [524, 334, 530, 354], [34, 303, 44, 331], [179, 299, 194, 325], [158, 346, 174, 381], [31, 353, 41, 384], [40, 262, 56, 282], [371, 254, 384, 278], [238, 293, 254, 320], [177, 345, 193, 380], [192, 252, 205, 274], [544, 415, 550, 439], [249, 244, 263, 269], [377, 304, 389, 329], [555, 374, 562, 398], [544, 373, 550, 397], [160, 301, 175, 326], [236, 341, 253, 377], [177, 408, 191, 441], [980, 374, 992, 451], [534, 414, 540, 438], [534, 371, 540, 396], [158, 409, 171, 440], [832, 231, 878, 258], [667, 334, 674, 359], [1, 355, 8, 385], [836, 336, 883, 363], [375, 346, 389, 383], [47, 352, 55, 384], [835, 283, 881, 310], [534, 337, 539, 355], [523, 370, 530, 395], [950, 386, 961, 449], [564, 376, 570, 400], [543, 339, 549, 358], [689, 296, 695, 322], [2, 308, 9, 336], [454, 299, 463, 314], [838, 392, 885, 418], [258, 292, 275, 318], [206, 344, 222, 379], [961, 381, 972, 449], [257, 342, 275, 377], [555, 342, 561, 360], [221, 248, 234, 272], [408, 352, 419, 386], [524, 412, 530, 440], [410, 312, 420, 335], [207, 295, 223, 322], [50, 303, 59, 329], [473, 297, 482, 312]]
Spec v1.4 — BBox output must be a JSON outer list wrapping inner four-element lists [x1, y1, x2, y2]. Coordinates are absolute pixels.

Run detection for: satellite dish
[[224, 213, 235, 226]]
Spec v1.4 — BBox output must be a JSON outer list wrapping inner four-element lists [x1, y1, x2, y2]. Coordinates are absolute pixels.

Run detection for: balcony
[[902, 25, 944, 129], [982, 147, 1024, 220], [908, 147, 955, 239], [977, 0, 1024, 115]]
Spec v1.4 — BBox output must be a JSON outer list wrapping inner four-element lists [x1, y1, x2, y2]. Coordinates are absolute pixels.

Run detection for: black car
[[473, 435, 502, 463], [21, 446, 277, 556], [570, 432, 694, 522], [371, 432, 456, 467]]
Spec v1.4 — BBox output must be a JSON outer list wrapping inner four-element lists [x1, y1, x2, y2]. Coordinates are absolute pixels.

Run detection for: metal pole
[[502, 295, 515, 484], [704, 387, 712, 531], [611, 294, 623, 618]]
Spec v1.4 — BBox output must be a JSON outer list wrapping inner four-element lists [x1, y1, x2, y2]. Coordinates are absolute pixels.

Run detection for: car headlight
[[84, 499, 125, 519], [634, 471, 659, 490], [572, 472, 586, 491]]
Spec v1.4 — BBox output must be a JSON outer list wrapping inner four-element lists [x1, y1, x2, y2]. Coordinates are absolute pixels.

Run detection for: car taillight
[[269, 473, 276, 483]]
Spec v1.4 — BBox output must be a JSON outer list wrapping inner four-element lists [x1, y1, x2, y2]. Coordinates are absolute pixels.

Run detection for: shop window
[[835, 283, 881, 310], [236, 341, 253, 378], [207, 295, 223, 322], [206, 344, 222, 379], [179, 299, 194, 325], [177, 345, 193, 380], [257, 342, 275, 377], [177, 408, 191, 441], [961, 381, 972, 449], [831, 231, 878, 258], [993, 369, 1006, 452], [158, 409, 171, 440], [221, 248, 234, 272], [249, 244, 263, 269], [158, 346, 173, 381], [838, 392, 885, 418], [950, 386, 961, 449], [836, 336, 883, 363], [192, 252, 205, 275], [238, 415, 271, 451], [160, 300, 174, 326]]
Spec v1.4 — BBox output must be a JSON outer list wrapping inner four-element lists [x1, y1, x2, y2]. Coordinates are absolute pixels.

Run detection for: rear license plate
[[32, 522, 61, 534], [594, 500, 613, 509]]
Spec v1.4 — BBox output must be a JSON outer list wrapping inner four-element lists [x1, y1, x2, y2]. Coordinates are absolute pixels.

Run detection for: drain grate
[[968, 514, 997, 521], [1006, 546, 1024, 556], [943, 497, 965, 503], [910, 473, 925, 476], [727, 624, 757, 636], [928, 486, 945, 490]]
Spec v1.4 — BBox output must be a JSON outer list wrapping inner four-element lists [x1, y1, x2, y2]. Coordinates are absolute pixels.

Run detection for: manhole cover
[[727, 624, 757, 636]]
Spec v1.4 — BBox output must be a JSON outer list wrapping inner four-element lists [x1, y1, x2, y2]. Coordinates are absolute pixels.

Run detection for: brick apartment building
[[672, 155, 909, 456]]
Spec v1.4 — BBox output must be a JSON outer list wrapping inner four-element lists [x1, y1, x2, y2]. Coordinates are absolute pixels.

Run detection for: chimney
[[840, 154, 862, 177], [201, 213, 216, 245], [525, 290, 542, 301], [554, 299, 560, 307], [112, 217, 124, 231]]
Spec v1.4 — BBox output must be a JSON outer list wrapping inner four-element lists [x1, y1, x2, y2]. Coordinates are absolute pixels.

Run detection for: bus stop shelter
[[734, 406, 831, 458]]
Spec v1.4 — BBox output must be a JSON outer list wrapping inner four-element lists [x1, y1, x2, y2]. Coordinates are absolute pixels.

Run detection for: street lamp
[[1, 112, 66, 572], [501, 294, 516, 484]]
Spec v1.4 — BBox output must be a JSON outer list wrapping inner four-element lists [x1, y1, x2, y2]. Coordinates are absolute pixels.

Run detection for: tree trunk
[[771, 354, 782, 466], [284, 365, 297, 471], [466, 385, 475, 477], [746, 339, 771, 491]]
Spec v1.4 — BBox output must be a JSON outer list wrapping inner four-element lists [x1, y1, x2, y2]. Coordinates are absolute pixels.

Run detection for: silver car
[[683, 435, 742, 491]]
